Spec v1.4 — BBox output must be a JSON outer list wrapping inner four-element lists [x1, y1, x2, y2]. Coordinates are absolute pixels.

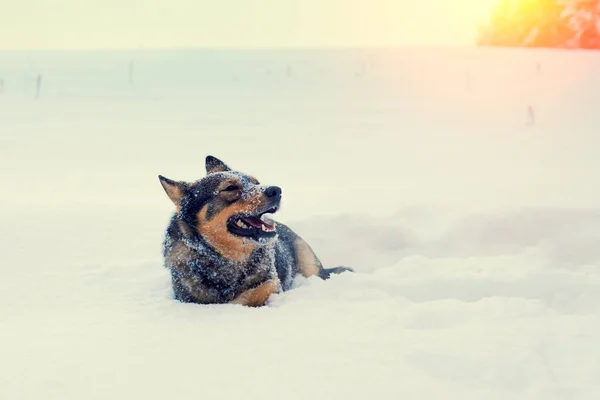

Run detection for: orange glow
[[460, 0, 501, 24], [420, 0, 503, 45]]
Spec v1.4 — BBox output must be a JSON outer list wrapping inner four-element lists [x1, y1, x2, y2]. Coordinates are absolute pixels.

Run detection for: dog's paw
[[231, 279, 280, 307]]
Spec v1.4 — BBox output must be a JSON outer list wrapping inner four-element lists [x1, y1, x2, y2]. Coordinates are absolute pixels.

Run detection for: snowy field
[[1, 47, 600, 399]]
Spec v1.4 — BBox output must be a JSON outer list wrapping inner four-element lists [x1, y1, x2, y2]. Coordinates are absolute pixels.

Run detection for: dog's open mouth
[[227, 206, 278, 239]]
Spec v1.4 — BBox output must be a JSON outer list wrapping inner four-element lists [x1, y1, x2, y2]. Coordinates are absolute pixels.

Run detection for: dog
[[159, 156, 352, 307]]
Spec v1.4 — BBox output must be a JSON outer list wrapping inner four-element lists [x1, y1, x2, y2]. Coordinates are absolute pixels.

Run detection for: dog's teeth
[[261, 224, 274, 232], [261, 224, 273, 232], [236, 220, 248, 229]]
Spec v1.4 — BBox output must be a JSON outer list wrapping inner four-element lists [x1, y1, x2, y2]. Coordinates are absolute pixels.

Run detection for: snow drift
[[1, 47, 600, 399]]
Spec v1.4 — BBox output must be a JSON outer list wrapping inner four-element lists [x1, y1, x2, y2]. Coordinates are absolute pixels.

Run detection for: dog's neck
[[181, 230, 277, 277]]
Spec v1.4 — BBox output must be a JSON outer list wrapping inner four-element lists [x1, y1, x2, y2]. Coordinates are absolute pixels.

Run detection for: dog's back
[[274, 223, 350, 290]]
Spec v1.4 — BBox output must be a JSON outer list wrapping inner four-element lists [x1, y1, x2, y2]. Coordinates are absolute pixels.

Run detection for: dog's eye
[[223, 185, 239, 192]]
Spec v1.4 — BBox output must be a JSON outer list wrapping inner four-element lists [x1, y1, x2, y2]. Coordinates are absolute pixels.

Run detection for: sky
[[0, 0, 497, 50]]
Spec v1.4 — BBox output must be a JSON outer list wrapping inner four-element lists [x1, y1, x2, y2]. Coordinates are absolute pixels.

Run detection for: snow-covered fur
[[159, 156, 352, 306]]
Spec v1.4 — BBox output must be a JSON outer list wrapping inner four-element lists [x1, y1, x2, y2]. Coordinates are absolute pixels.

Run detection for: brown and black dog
[[159, 156, 352, 307]]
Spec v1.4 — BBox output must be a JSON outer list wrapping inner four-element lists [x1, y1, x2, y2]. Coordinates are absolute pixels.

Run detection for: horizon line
[[0, 44, 486, 52]]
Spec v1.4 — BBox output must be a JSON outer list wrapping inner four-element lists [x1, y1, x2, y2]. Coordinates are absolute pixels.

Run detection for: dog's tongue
[[241, 216, 266, 229], [241, 216, 274, 229]]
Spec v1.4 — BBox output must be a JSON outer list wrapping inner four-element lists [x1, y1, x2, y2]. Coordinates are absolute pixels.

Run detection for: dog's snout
[[265, 186, 282, 198]]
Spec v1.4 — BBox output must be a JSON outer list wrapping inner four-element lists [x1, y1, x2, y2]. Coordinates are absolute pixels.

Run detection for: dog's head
[[159, 156, 281, 261]]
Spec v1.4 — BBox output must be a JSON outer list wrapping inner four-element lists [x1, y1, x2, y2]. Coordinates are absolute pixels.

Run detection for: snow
[[1, 47, 600, 399]]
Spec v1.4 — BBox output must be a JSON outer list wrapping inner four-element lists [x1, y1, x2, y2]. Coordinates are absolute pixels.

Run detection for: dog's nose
[[265, 186, 282, 198]]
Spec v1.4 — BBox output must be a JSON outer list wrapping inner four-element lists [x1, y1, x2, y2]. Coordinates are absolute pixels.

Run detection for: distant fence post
[[0, 79, 4, 94], [526, 105, 535, 126], [35, 74, 42, 99], [355, 62, 366, 78]]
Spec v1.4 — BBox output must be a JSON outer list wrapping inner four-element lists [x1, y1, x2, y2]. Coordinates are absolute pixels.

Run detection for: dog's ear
[[206, 155, 231, 174], [158, 175, 188, 210]]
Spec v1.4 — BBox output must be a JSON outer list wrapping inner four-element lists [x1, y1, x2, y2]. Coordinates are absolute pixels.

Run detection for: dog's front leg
[[230, 279, 280, 307]]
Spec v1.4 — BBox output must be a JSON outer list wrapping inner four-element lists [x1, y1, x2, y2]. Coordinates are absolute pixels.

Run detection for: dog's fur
[[159, 156, 352, 307]]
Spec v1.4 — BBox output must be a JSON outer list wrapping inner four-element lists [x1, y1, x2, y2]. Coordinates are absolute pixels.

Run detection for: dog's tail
[[320, 266, 354, 280]]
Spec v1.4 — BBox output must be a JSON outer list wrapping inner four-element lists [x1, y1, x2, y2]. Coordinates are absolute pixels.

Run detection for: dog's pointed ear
[[158, 175, 188, 210], [206, 155, 231, 174]]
